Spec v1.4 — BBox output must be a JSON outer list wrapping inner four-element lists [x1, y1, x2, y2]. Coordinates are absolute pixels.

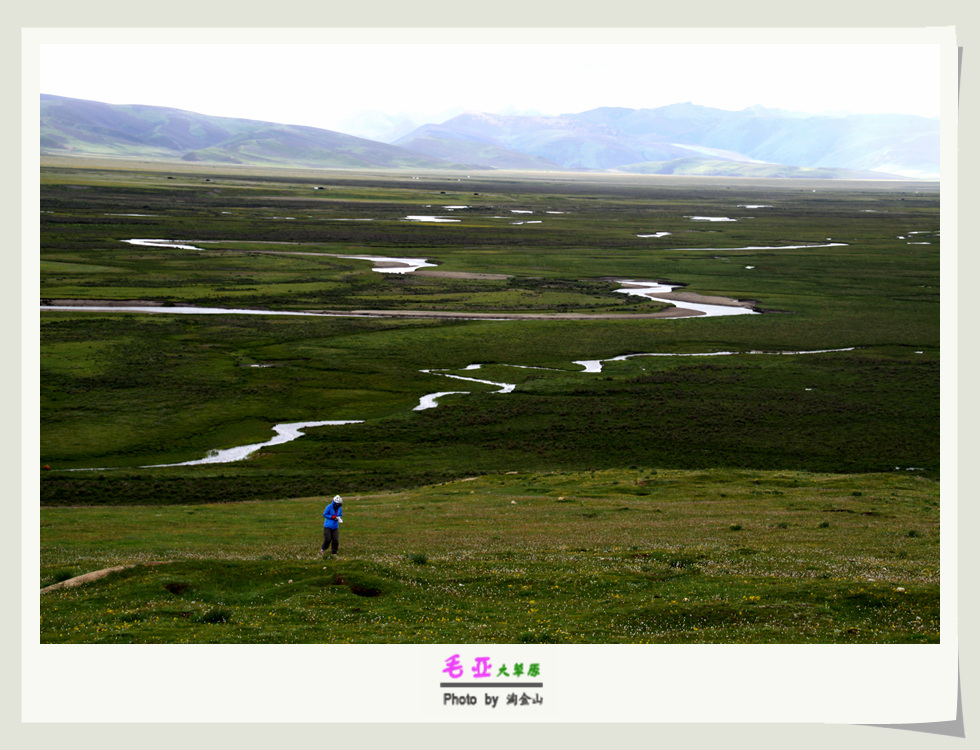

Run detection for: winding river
[[62, 346, 859, 471], [86, 238, 789, 317], [142, 421, 362, 468], [614, 280, 755, 317], [46, 238, 856, 469]]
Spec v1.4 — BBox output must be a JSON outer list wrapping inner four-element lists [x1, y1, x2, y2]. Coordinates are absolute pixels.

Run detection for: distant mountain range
[[40, 94, 940, 180], [39, 94, 469, 171], [393, 105, 939, 179]]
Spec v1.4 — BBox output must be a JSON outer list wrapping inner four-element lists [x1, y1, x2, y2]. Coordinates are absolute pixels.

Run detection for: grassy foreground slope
[[40, 469, 938, 644]]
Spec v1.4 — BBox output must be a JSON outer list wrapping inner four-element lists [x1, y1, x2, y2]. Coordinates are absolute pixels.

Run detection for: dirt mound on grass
[[40, 561, 172, 594]]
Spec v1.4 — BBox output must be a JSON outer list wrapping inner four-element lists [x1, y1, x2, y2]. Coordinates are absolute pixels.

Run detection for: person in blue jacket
[[321, 495, 344, 556]]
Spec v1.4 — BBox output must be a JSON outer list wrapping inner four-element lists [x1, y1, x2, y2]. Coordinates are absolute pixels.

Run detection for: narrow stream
[[64, 420, 363, 471], [572, 347, 857, 374], [153, 421, 364, 467], [61, 347, 860, 471], [614, 280, 756, 317], [121, 239, 436, 274], [40, 305, 376, 318]]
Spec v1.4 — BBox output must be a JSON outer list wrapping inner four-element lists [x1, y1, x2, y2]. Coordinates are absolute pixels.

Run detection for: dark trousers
[[322, 527, 339, 554]]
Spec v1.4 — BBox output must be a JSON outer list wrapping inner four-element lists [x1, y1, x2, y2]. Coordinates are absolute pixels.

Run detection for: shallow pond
[[403, 215, 460, 223]]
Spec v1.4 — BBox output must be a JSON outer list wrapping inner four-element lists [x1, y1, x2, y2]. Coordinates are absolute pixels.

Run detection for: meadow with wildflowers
[[40, 469, 939, 643]]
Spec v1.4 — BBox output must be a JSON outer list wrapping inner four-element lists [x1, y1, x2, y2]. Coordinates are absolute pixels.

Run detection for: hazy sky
[[37, 35, 943, 133]]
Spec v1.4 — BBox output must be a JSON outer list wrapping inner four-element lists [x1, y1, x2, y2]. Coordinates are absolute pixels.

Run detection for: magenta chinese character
[[471, 656, 493, 678], [443, 654, 464, 679]]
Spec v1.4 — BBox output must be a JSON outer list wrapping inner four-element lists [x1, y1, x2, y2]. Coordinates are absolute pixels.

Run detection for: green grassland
[[40, 469, 938, 644], [38, 158, 941, 643]]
